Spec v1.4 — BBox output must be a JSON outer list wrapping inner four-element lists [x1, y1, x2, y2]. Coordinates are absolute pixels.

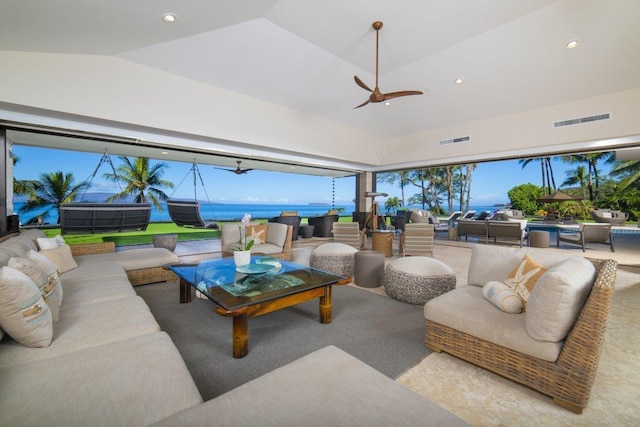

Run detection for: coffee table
[[167, 257, 350, 358]]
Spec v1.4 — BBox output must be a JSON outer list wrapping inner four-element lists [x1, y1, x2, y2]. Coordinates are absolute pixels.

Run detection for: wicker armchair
[[425, 258, 617, 414], [308, 214, 339, 237], [591, 209, 628, 225]]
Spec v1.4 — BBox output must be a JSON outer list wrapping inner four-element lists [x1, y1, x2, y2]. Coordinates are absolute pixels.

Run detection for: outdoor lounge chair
[[460, 210, 477, 220], [557, 223, 615, 252], [166, 199, 218, 229], [591, 209, 628, 225], [59, 203, 151, 234], [457, 219, 487, 243], [269, 214, 301, 241], [487, 220, 528, 247]]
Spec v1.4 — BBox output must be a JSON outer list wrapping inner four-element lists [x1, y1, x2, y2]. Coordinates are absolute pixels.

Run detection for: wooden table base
[[181, 277, 350, 358]]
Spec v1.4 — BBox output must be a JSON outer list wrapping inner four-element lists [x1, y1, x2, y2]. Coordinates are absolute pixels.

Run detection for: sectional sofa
[[0, 229, 468, 426]]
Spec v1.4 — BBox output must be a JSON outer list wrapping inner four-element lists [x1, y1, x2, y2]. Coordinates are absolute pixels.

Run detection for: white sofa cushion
[[266, 222, 288, 247], [525, 257, 596, 342], [151, 345, 467, 427], [0, 332, 202, 426], [0, 266, 53, 348], [0, 296, 160, 368], [425, 285, 563, 362], [74, 248, 178, 272]]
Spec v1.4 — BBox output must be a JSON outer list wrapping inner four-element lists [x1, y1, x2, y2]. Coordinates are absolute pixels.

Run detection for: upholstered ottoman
[[384, 257, 456, 305], [310, 243, 357, 277], [354, 250, 385, 288]]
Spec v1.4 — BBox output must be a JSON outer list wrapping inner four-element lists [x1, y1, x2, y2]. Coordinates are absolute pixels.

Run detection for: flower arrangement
[[234, 213, 255, 251]]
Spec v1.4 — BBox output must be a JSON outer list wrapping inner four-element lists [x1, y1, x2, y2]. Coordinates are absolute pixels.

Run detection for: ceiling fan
[[215, 160, 252, 175], [354, 21, 423, 109]]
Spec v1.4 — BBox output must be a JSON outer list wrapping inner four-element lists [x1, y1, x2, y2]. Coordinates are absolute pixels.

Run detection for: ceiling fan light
[[455, 78, 464, 85]]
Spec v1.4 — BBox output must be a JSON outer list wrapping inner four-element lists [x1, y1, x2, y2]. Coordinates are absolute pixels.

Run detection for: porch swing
[[59, 152, 152, 234], [166, 162, 218, 229]]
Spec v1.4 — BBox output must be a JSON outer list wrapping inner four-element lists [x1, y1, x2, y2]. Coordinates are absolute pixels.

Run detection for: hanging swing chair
[[59, 152, 151, 234], [166, 162, 218, 229]]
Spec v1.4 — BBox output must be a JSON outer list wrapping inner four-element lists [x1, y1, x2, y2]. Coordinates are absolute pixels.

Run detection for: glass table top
[[167, 256, 347, 310]]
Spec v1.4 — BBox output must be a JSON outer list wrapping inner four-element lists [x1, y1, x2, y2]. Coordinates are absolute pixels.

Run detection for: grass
[[41, 222, 221, 246], [36, 215, 365, 246]]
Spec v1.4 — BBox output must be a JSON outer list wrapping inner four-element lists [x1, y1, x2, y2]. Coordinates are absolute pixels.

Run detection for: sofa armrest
[[69, 242, 116, 256]]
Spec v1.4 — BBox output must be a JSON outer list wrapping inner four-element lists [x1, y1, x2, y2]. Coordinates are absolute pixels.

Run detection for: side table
[[372, 231, 394, 257], [299, 225, 315, 239]]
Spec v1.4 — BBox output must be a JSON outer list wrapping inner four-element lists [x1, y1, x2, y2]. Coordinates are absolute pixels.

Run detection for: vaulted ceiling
[[1, 0, 639, 175]]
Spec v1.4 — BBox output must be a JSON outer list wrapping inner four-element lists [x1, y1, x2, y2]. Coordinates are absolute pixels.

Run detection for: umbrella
[[536, 190, 583, 203]]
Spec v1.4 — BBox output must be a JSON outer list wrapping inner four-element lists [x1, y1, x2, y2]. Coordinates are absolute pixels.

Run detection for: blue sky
[[13, 145, 590, 207]]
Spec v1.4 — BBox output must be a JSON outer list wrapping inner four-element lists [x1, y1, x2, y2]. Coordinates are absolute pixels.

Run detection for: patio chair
[[400, 223, 435, 256], [166, 199, 218, 229], [331, 222, 366, 250], [474, 211, 491, 221], [557, 223, 615, 252], [460, 210, 477, 220], [443, 211, 463, 225], [268, 214, 302, 241], [308, 214, 339, 237], [591, 209, 628, 225]]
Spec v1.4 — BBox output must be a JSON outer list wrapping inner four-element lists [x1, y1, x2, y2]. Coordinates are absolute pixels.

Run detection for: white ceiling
[[1, 0, 640, 172]]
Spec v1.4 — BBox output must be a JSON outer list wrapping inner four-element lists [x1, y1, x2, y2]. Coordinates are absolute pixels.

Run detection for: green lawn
[[41, 223, 221, 246]]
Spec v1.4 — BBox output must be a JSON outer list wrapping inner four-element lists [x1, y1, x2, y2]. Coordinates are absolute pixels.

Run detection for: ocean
[[12, 201, 505, 224]]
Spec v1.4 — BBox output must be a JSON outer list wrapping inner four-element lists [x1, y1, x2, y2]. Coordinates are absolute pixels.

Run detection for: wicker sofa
[[591, 209, 629, 225], [424, 245, 617, 414]]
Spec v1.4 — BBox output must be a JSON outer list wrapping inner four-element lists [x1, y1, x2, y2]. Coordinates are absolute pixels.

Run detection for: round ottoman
[[354, 250, 385, 288], [529, 230, 550, 248], [384, 257, 456, 305], [310, 243, 358, 277]]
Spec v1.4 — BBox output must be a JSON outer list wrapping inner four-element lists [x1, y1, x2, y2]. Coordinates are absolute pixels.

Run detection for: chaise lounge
[[591, 209, 628, 225]]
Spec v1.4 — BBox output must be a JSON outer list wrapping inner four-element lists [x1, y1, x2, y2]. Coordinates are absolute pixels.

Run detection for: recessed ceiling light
[[566, 39, 579, 49], [455, 78, 464, 85], [160, 151, 169, 155], [161, 13, 177, 23], [384, 101, 391, 106]]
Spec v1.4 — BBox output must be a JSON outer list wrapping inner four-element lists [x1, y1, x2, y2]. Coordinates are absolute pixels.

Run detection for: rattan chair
[[425, 258, 617, 414]]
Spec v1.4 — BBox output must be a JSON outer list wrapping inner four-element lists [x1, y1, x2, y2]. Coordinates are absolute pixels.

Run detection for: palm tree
[[384, 196, 401, 214], [18, 171, 90, 224], [103, 157, 174, 210], [12, 155, 39, 196], [609, 159, 640, 191], [561, 165, 588, 199], [519, 157, 556, 195], [561, 152, 614, 205], [376, 171, 412, 207]]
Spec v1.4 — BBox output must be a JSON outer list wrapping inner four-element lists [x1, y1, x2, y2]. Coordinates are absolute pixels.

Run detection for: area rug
[[137, 282, 429, 401], [396, 267, 640, 426]]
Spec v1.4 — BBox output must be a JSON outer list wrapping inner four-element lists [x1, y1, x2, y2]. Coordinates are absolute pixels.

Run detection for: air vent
[[553, 113, 610, 128], [438, 136, 470, 146]]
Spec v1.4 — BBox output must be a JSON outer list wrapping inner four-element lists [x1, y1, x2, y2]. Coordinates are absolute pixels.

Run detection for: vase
[[233, 250, 251, 267]]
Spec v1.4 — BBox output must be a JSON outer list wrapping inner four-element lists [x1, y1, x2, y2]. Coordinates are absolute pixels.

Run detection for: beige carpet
[[396, 243, 640, 426]]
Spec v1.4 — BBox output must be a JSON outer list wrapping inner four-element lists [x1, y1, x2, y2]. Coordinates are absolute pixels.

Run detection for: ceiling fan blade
[[354, 76, 373, 92], [353, 99, 371, 109], [382, 90, 424, 101], [237, 168, 253, 174]]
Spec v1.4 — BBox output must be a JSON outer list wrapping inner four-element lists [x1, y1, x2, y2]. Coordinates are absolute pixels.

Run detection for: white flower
[[241, 213, 251, 227]]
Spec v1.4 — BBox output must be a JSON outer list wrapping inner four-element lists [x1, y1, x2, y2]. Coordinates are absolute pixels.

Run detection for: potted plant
[[233, 213, 254, 267]]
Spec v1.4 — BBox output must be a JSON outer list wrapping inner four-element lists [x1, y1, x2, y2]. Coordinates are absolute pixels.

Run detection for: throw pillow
[[504, 255, 547, 310], [247, 224, 269, 244], [8, 257, 61, 323], [525, 257, 596, 342], [280, 211, 298, 216], [326, 209, 339, 216], [482, 281, 524, 314], [36, 235, 66, 250], [0, 266, 53, 347], [25, 250, 64, 306], [600, 211, 612, 218], [39, 244, 78, 274]]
